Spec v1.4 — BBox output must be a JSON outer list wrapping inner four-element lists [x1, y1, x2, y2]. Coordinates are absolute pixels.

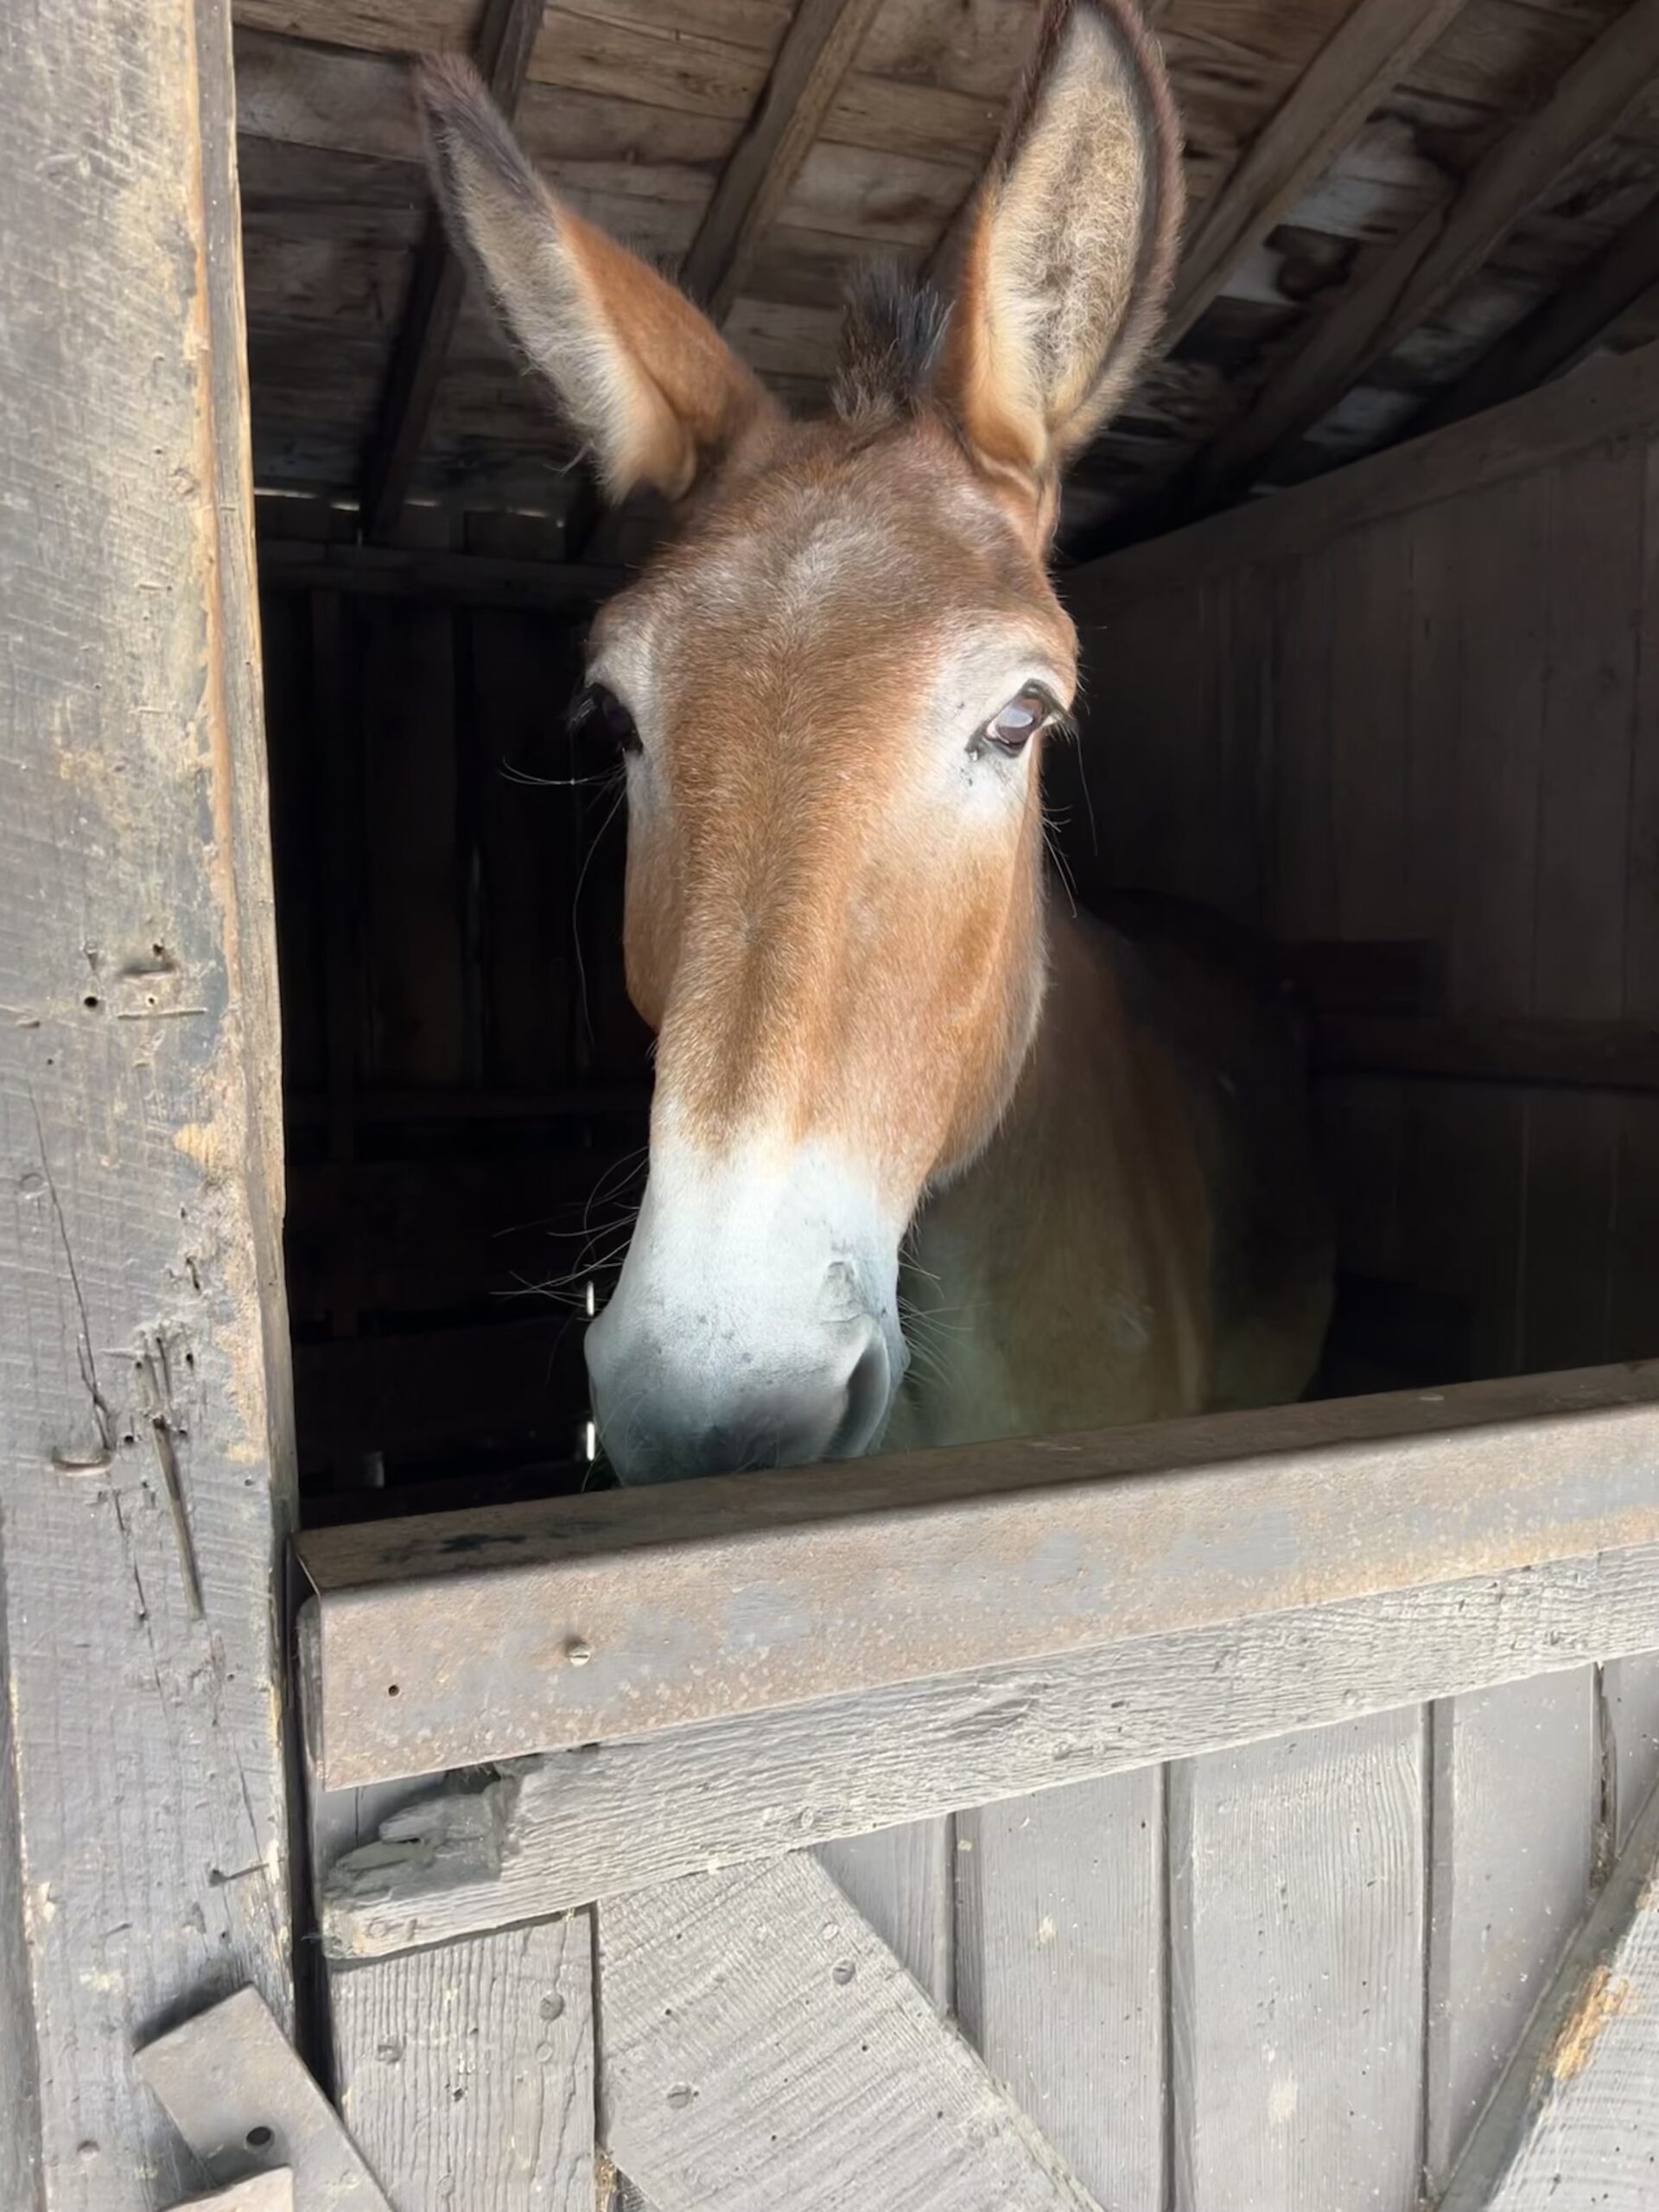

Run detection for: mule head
[[418, 0, 1183, 1482]]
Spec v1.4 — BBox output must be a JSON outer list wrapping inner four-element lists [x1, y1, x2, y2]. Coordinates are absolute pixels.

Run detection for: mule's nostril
[[838, 1326, 891, 1457]]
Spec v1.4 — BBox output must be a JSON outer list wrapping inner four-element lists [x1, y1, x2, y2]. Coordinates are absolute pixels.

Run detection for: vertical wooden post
[[0, 0, 296, 2202]]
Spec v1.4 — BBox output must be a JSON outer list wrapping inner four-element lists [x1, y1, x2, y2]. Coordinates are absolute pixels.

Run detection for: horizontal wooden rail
[[296, 1361, 1659, 1789], [1314, 1014, 1659, 1093], [317, 1539, 1659, 1955]]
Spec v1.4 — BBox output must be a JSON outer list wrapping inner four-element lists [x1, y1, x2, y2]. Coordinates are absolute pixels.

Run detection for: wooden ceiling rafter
[[1413, 182, 1659, 435], [1162, 0, 1467, 353], [358, 0, 544, 543], [1179, 0, 1659, 516], [678, 0, 889, 323]]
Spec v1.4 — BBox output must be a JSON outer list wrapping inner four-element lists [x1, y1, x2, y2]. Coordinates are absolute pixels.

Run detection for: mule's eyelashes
[[976, 687, 1061, 757], [570, 680, 640, 757]]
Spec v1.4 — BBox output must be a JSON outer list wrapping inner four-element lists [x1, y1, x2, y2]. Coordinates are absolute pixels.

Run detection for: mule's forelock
[[833, 265, 952, 425]]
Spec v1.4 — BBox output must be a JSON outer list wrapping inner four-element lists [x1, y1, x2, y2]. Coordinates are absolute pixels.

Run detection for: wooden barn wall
[[1062, 421, 1659, 1393], [257, 528, 650, 1502]]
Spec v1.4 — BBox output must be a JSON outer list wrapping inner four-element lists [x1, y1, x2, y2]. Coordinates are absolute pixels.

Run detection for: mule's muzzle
[[587, 1303, 892, 1485]]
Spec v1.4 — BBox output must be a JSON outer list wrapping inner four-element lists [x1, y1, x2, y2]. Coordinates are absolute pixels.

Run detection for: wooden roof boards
[[232, 0, 1659, 547]]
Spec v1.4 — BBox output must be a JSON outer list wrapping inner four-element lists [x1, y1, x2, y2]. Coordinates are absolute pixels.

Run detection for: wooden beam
[[358, 0, 543, 543], [598, 1853, 1103, 2212], [1063, 333, 1659, 600], [1314, 1014, 1659, 1092], [256, 534, 623, 607], [1439, 1772, 1659, 2208], [0, 0, 297, 2195], [318, 1541, 1659, 1955], [330, 1919, 594, 2206], [1415, 187, 1659, 436], [1186, 0, 1659, 509], [296, 1360, 1659, 1788], [679, 0, 887, 322], [1163, 0, 1465, 351]]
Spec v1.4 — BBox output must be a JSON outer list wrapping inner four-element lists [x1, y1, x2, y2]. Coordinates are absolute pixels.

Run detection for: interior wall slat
[[954, 1774, 1166, 2212], [1167, 1710, 1427, 2212], [814, 1821, 954, 2010], [1422, 1673, 1599, 2196]]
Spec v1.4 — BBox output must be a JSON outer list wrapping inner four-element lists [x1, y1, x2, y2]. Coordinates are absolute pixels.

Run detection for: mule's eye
[[978, 689, 1052, 756], [570, 680, 640, 756]]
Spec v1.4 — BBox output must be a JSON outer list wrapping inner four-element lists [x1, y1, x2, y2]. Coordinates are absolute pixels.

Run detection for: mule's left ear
[[938, 0, 1183, 493]]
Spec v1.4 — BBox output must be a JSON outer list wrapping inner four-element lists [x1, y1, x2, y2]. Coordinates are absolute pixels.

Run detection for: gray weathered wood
[[0, 0, 296, 2198], [1169, 1711, 1427, 2210], [297, 1363, 1659, 1785], [320, 1548, 1659, 1957], [596, 1852, 1103, 2212], [1440, 1774, 1659, 2209], [164, 2176, 294, 2212], [1065, 335, 1659, 604], [1603, 1655, 1659, 1853], [956, 1773, 1165, 2209], [1163, 0, 1464, 349], [1423, 1675, 1599, 2193], [680, 0, 888, 321], [1190, 0, 1659, 504], [815, 1821, 953, 2007], [136, 1987, 391, 2208], [331, 1918, 594, 2211]]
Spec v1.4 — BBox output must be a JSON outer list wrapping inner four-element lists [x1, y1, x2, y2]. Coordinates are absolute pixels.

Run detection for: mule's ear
[[416, 55, 780, 499], [938, 0, 1183, 490]]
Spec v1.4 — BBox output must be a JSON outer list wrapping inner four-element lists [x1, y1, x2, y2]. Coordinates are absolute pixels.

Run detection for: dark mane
[[832, 264, 950, 423]]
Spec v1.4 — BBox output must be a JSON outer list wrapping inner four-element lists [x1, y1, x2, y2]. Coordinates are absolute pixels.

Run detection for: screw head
[[565, 1637, 594, 1668]]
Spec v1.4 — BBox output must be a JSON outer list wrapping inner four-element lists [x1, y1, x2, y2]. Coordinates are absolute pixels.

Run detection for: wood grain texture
[[814, 1821, 953, 2006], [1602, 1656, 1659, 1854], [1440, 1772, 1659, 2210], [137, 1986, 391, 2206], [1423, 1675, 1599, 2192], [1165, 0, 1464, 347], [163, 2173, 294, 2212], [595, 1852, 1103, 2212], [1168, 1710, 1427, 2212], [681, 0, 889, 319], [332, 1917, 594, 2210], [296, 1363, 1659, 1786], [320, 1543, 1659, 1955], [1192, 0, 1659, 503], [1065, 335, 1659, 604], [0, 0, 296, 2198], [956, 1774, 1166, 2209]]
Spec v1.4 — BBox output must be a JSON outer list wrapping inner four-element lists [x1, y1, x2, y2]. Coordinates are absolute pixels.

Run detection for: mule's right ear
[[416, 56, 780, 500]]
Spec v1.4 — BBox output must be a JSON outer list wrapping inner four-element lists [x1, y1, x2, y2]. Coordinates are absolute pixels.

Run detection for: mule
[[417, 0, 1332, 1484]]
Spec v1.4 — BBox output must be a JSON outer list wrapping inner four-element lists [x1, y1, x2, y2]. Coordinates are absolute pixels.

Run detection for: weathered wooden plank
[[1420, 188, 1659, 436], [955, 1774, 1165, 2209], [296, 1363, 1659, 1786], [164, 2176, 294, 2212], [1168, 1710, 1426, 2211], [360, 0, 548, 540], [1313, 1016, 1659, 1093], [320, 1543, 1659, 1956], [681, 0, 888, 321], [1164, 0, 1465, 347], [1064, 335, 1659, 601], [1423, 1674, 1599, 2193], [815, 1821, 953, 2006], [1190, 0, 1659, 503], [1439, 1773, 1659, 2210], [596, 1852, 1103, 2212], [331, 1917, 594, 2210], [136, 1987, 391, 2207], [255, 536, 622, 607], [0, 0, 296, 2198]]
